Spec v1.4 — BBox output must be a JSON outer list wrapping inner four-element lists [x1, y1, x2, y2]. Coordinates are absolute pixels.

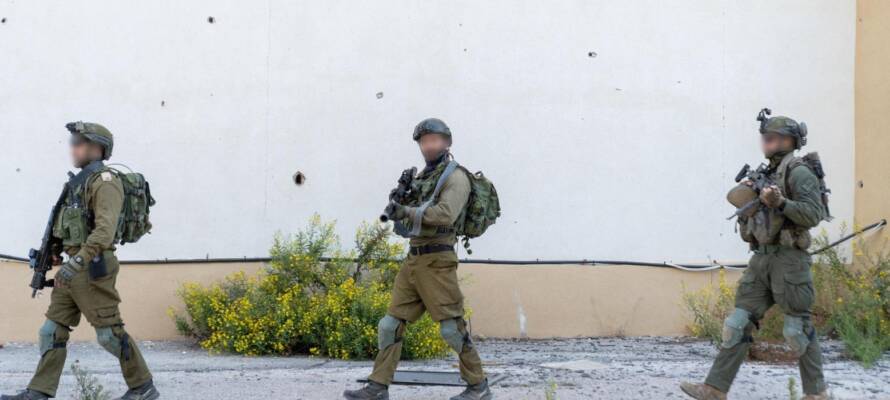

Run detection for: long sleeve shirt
[[405, 169, 471, 247], [781, 164, 826, 229], [70, 173, 124, 261]]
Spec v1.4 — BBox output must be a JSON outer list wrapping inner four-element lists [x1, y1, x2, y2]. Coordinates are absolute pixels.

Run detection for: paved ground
[[0, 337, 887, 400]]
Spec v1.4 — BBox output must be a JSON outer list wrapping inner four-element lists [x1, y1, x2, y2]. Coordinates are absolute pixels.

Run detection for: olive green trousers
[[705, 247, 825, 395], [368, 252, 486, 386], [29, 253, 152, 397]]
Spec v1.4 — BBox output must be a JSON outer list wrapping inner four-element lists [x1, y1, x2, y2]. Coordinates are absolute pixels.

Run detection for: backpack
[[785, 152, 832, 221], [455, 166, 501, 254], [106, 165, 156, 245]]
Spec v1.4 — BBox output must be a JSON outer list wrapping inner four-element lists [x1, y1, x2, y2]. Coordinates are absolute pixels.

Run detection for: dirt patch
[[748, 339, 800, 363]]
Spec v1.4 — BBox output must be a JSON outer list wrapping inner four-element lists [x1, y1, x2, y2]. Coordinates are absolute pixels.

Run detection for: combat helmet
[[66, 121, 114, 160], [757, 108, 807, 149], [413, 118, 452, 142]]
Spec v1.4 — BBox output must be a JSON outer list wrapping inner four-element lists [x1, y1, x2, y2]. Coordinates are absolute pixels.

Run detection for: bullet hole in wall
[[293, 171, 306, 186], [1, 18, 6, 24], [588, 51, 597, 58], [859, 180, 864, 188], [208, 16, 215, 24], [161, 100, 166, 107], [376, 92, 384, 99], [15, 168, 20, 172]]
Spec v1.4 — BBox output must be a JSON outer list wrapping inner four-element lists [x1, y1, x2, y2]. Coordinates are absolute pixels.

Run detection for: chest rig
[[741, 153, 812, 250], [52, 161, 105, 248], [395, 158, 459, 238]]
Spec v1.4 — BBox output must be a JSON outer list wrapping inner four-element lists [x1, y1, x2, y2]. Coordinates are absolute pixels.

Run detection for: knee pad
[[783, 315, 811, 357], [721, 308, 752, 349], [38, 320, 69, 356], [377, 315, 405, 351], [439, 318, 469, 353], [96, 326, 132, 361]]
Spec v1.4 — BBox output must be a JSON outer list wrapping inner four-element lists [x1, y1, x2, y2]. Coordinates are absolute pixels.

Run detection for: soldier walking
[[3, 122, 159, 400], [344, 118, 493, 400], [681, 109, 831, 400]]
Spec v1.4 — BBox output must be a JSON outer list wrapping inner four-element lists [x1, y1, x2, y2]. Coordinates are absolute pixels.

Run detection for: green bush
[[71, 361, 110, 400], [171, 216, 450, 360], [681, 270, 736, 345], [822, 232, 890, 366], [683, 228, 890, 366]]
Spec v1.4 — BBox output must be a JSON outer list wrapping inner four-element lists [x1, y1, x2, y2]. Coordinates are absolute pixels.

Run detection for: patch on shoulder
[[100, 171, 113, 182]]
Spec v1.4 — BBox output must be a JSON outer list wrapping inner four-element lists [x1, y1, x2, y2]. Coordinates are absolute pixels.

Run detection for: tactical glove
[[389, 201, 409, 220], [759, 185, 786, 209], [56, 256, 86, 285]]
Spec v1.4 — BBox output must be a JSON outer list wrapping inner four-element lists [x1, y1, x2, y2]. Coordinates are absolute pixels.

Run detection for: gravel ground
[[0, 337, 887, 400]]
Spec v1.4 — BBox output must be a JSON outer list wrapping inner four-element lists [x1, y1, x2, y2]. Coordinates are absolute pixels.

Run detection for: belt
[[408, 244, 454, 256]]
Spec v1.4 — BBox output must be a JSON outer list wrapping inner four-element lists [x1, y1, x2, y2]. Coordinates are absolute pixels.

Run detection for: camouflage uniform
[[368, 156, 486, 386], [347, 119, 490, 400], [705, 150, 827, 395], [10, 123, 155, 399]]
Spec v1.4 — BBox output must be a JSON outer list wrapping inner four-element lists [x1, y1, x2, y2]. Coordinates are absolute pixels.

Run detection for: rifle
[[380, 167, 417, 222], [726, 163, 774, 220], [29, 180, 69, 297]]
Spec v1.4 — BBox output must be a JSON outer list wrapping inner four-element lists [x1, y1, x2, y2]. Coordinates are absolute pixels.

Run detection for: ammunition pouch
[[779, 229, 812, 251], [54, 206, 90, 247]]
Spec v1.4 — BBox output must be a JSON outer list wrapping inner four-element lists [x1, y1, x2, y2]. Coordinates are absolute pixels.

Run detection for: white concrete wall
[[0, 0, 855, 263]]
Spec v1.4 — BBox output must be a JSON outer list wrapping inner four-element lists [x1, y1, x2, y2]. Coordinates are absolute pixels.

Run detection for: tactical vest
[[53, 161, 106, 248], [52, 161, 156, 248], [740, 152, 826, 250], [397, 159, 457, 238]]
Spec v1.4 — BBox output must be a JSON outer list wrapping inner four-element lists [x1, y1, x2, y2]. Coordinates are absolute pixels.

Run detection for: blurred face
[[760, 133, 794, 158], [69, 135, 102, 168], [418, 133, 451, 162]]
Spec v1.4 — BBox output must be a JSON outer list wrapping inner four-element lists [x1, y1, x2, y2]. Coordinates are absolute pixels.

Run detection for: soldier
[[2, 122, 159, 400], [344, 118, 492, 400], [681, 110, 830, 400]]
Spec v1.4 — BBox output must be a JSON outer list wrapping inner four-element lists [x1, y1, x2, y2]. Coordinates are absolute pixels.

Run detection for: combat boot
[[802, 391, 830, 400], [0, 390, 50, 400], [114, 380, 160, 400], [680, 382, 726, 400], [450, 379, 493, 400], [343, 381, 389, 400]]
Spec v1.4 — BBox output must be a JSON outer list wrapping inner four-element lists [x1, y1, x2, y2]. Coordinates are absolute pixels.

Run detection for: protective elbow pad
[[721, 308, 752, 349]]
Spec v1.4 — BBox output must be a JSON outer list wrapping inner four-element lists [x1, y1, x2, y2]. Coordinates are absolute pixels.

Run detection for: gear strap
[[408, 160, 458, 237]]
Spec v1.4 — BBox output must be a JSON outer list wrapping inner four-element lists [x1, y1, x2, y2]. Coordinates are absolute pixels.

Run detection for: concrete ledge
[[0, 260, 740, 342]]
